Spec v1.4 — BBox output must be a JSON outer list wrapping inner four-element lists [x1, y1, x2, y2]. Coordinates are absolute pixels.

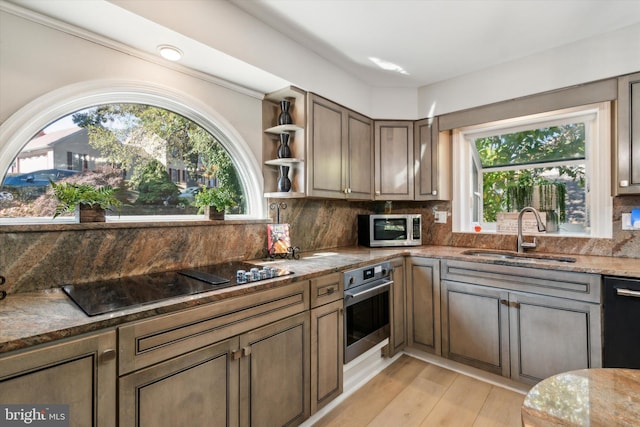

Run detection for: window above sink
[[452, 102, 612, 238]]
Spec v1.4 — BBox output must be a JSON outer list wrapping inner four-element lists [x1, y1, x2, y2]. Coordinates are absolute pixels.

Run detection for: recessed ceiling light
[[158, 45, 183, 61], [369, 57, 409, 75]]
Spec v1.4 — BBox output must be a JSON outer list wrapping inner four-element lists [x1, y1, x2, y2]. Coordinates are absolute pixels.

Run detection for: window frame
[[452, 102, 612, 238], [0, 80, 266, 223]]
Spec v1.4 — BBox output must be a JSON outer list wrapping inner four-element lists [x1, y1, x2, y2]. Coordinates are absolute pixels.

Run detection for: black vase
[[277, 133, 292, 158], [277, 166, 292, 192], [277, 100, 292, 125]]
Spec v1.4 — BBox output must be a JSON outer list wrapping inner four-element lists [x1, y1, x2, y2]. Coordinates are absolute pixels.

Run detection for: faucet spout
[[517, 207, 546, 253]]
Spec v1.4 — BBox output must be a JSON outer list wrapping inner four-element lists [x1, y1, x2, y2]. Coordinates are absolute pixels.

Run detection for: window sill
[[454, 230, 603, 239], [0, 216, 270, 233]]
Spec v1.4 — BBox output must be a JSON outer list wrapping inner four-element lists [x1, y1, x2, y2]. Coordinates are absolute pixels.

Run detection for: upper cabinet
[[307, 93, 373, 200], [374, 121, 414, 200], [616, 72, 640, 195], [264, 88, 451, 201], [262, 87, 307, 198], [414, 118, 451, 201]]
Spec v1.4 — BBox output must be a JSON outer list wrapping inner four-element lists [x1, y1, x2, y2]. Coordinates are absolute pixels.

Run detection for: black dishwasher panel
[[603, 276, 640, 368]]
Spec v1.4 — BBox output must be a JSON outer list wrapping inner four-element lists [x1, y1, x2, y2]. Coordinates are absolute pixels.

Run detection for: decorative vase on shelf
[[277, 100, 292, 125], [277, 133, 292, 158], [277, 166, 292, 192]]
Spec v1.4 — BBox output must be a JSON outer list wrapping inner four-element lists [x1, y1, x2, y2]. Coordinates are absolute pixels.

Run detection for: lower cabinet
[[440, 280, 509, 376], [119, 337, 239, 427], [310, 299, 343, 413], [120, 312, 310, 427], [406, 257, 441, 355], [441, 279, 602, 385], [309, 272, 343, 414], [239, 312, 310, 427], [0, 330, 117, 427], [388, 257, 406, 356]]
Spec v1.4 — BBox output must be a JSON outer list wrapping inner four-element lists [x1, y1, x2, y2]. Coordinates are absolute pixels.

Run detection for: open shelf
[[264, 158, 304, 166], [262, 86, 307, 198], [265, 124, 303, 135]]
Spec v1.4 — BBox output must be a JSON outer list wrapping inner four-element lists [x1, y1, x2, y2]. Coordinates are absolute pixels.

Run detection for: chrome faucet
[[517, 207, 546, 253]]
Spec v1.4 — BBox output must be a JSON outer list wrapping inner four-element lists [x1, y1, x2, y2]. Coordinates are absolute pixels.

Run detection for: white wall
[[0, 10, 264, 173], [110, 0, 374, 116], [417, 23, 640, 118]]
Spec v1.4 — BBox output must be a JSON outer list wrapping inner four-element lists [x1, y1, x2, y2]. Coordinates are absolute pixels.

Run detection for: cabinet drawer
[[442, 260, 601, 303], [119, 282, 308, 375], [310, 273, 343, 308]]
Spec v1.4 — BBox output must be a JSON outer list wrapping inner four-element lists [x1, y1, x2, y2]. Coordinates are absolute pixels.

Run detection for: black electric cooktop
[[62, 261, 292, 317]]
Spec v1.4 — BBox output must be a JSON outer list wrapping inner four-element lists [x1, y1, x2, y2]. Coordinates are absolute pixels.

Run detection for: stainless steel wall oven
[[343, 261, 392, 363]]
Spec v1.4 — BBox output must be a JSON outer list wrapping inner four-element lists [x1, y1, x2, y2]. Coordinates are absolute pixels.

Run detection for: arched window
[[0, 81, 264, 223]]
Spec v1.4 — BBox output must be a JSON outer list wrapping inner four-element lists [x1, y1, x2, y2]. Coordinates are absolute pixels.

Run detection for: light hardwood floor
[[313, 355, 525, 427]]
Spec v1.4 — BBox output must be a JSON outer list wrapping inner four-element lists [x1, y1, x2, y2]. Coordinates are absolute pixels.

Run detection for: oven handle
[[345, 279, 393, 299]]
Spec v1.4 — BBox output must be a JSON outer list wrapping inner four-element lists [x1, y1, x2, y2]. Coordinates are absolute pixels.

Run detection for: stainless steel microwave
[[357, 214, 422, 247]]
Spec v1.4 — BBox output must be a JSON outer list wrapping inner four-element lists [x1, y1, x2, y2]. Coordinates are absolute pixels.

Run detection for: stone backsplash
[[1, 196, 638, 295]]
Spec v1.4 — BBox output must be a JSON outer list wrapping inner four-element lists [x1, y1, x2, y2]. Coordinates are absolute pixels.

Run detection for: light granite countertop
[[521, 368, 640, 426], [1, 245, 639, 355]]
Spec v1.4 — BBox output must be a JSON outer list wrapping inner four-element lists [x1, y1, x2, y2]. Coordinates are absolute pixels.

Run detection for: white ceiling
[[6, 0, 640, 92], [231, 0, 640, 88]]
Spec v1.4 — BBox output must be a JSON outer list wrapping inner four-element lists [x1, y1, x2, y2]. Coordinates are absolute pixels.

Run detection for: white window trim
[[0, 79, 266, 221], [452, 102, 612, 238]]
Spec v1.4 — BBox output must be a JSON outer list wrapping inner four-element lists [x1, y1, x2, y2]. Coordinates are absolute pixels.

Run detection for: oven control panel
[[343, 261, 391, 290]]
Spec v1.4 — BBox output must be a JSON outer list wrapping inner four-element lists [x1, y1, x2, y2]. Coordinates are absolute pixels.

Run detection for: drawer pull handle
[[232, 349, 243, 360], [616, 288, 640, 298]]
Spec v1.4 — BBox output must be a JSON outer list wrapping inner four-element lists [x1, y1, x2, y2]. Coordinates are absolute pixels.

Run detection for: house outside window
[[0, 103, 248, 222], [452, 102, 612, 238]]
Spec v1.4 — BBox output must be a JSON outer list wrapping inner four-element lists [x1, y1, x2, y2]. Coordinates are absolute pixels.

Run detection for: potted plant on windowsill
[[50, 181, 122, 222], [193, 186, 238, 220]]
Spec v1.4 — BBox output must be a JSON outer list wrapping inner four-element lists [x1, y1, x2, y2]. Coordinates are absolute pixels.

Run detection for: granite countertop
[[1, 245, 639, 355], [521, 368, 640, 426]]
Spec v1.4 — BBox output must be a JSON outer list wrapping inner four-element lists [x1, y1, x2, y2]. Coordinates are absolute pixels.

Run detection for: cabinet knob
[[620, 180, 629, 187], [432, 190, 438, 196], [101, 349, 117, 363], [242, 346, 252, 357]]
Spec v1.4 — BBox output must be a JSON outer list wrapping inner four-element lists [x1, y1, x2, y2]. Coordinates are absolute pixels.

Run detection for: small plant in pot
[[193, 186, 237, 220], [50, 180, 122, 222]]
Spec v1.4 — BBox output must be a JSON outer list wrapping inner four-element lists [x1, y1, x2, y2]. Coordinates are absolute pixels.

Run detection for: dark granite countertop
[[1, 245, 639, 355]]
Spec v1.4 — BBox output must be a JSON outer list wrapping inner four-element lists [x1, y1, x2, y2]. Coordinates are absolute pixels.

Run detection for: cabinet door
[[509, 293, 602, 385], [406, 257, 441, 355], [374, 121, 414, 200], [414, 118, 450, 200], [239, 311, 310, 427], [346, 110, 373, 200], [307, 94, 346, 198], [441, 280, 510, 377], [119, 337, 239, 427], [616, 72, 640, 194], [311, 299, 343, 413], [0, 331, 116, 427], [388, 257, 406, 356]]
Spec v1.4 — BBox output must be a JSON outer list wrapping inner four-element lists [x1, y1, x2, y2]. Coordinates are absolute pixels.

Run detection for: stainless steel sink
[[461, 250, 576, 263]]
